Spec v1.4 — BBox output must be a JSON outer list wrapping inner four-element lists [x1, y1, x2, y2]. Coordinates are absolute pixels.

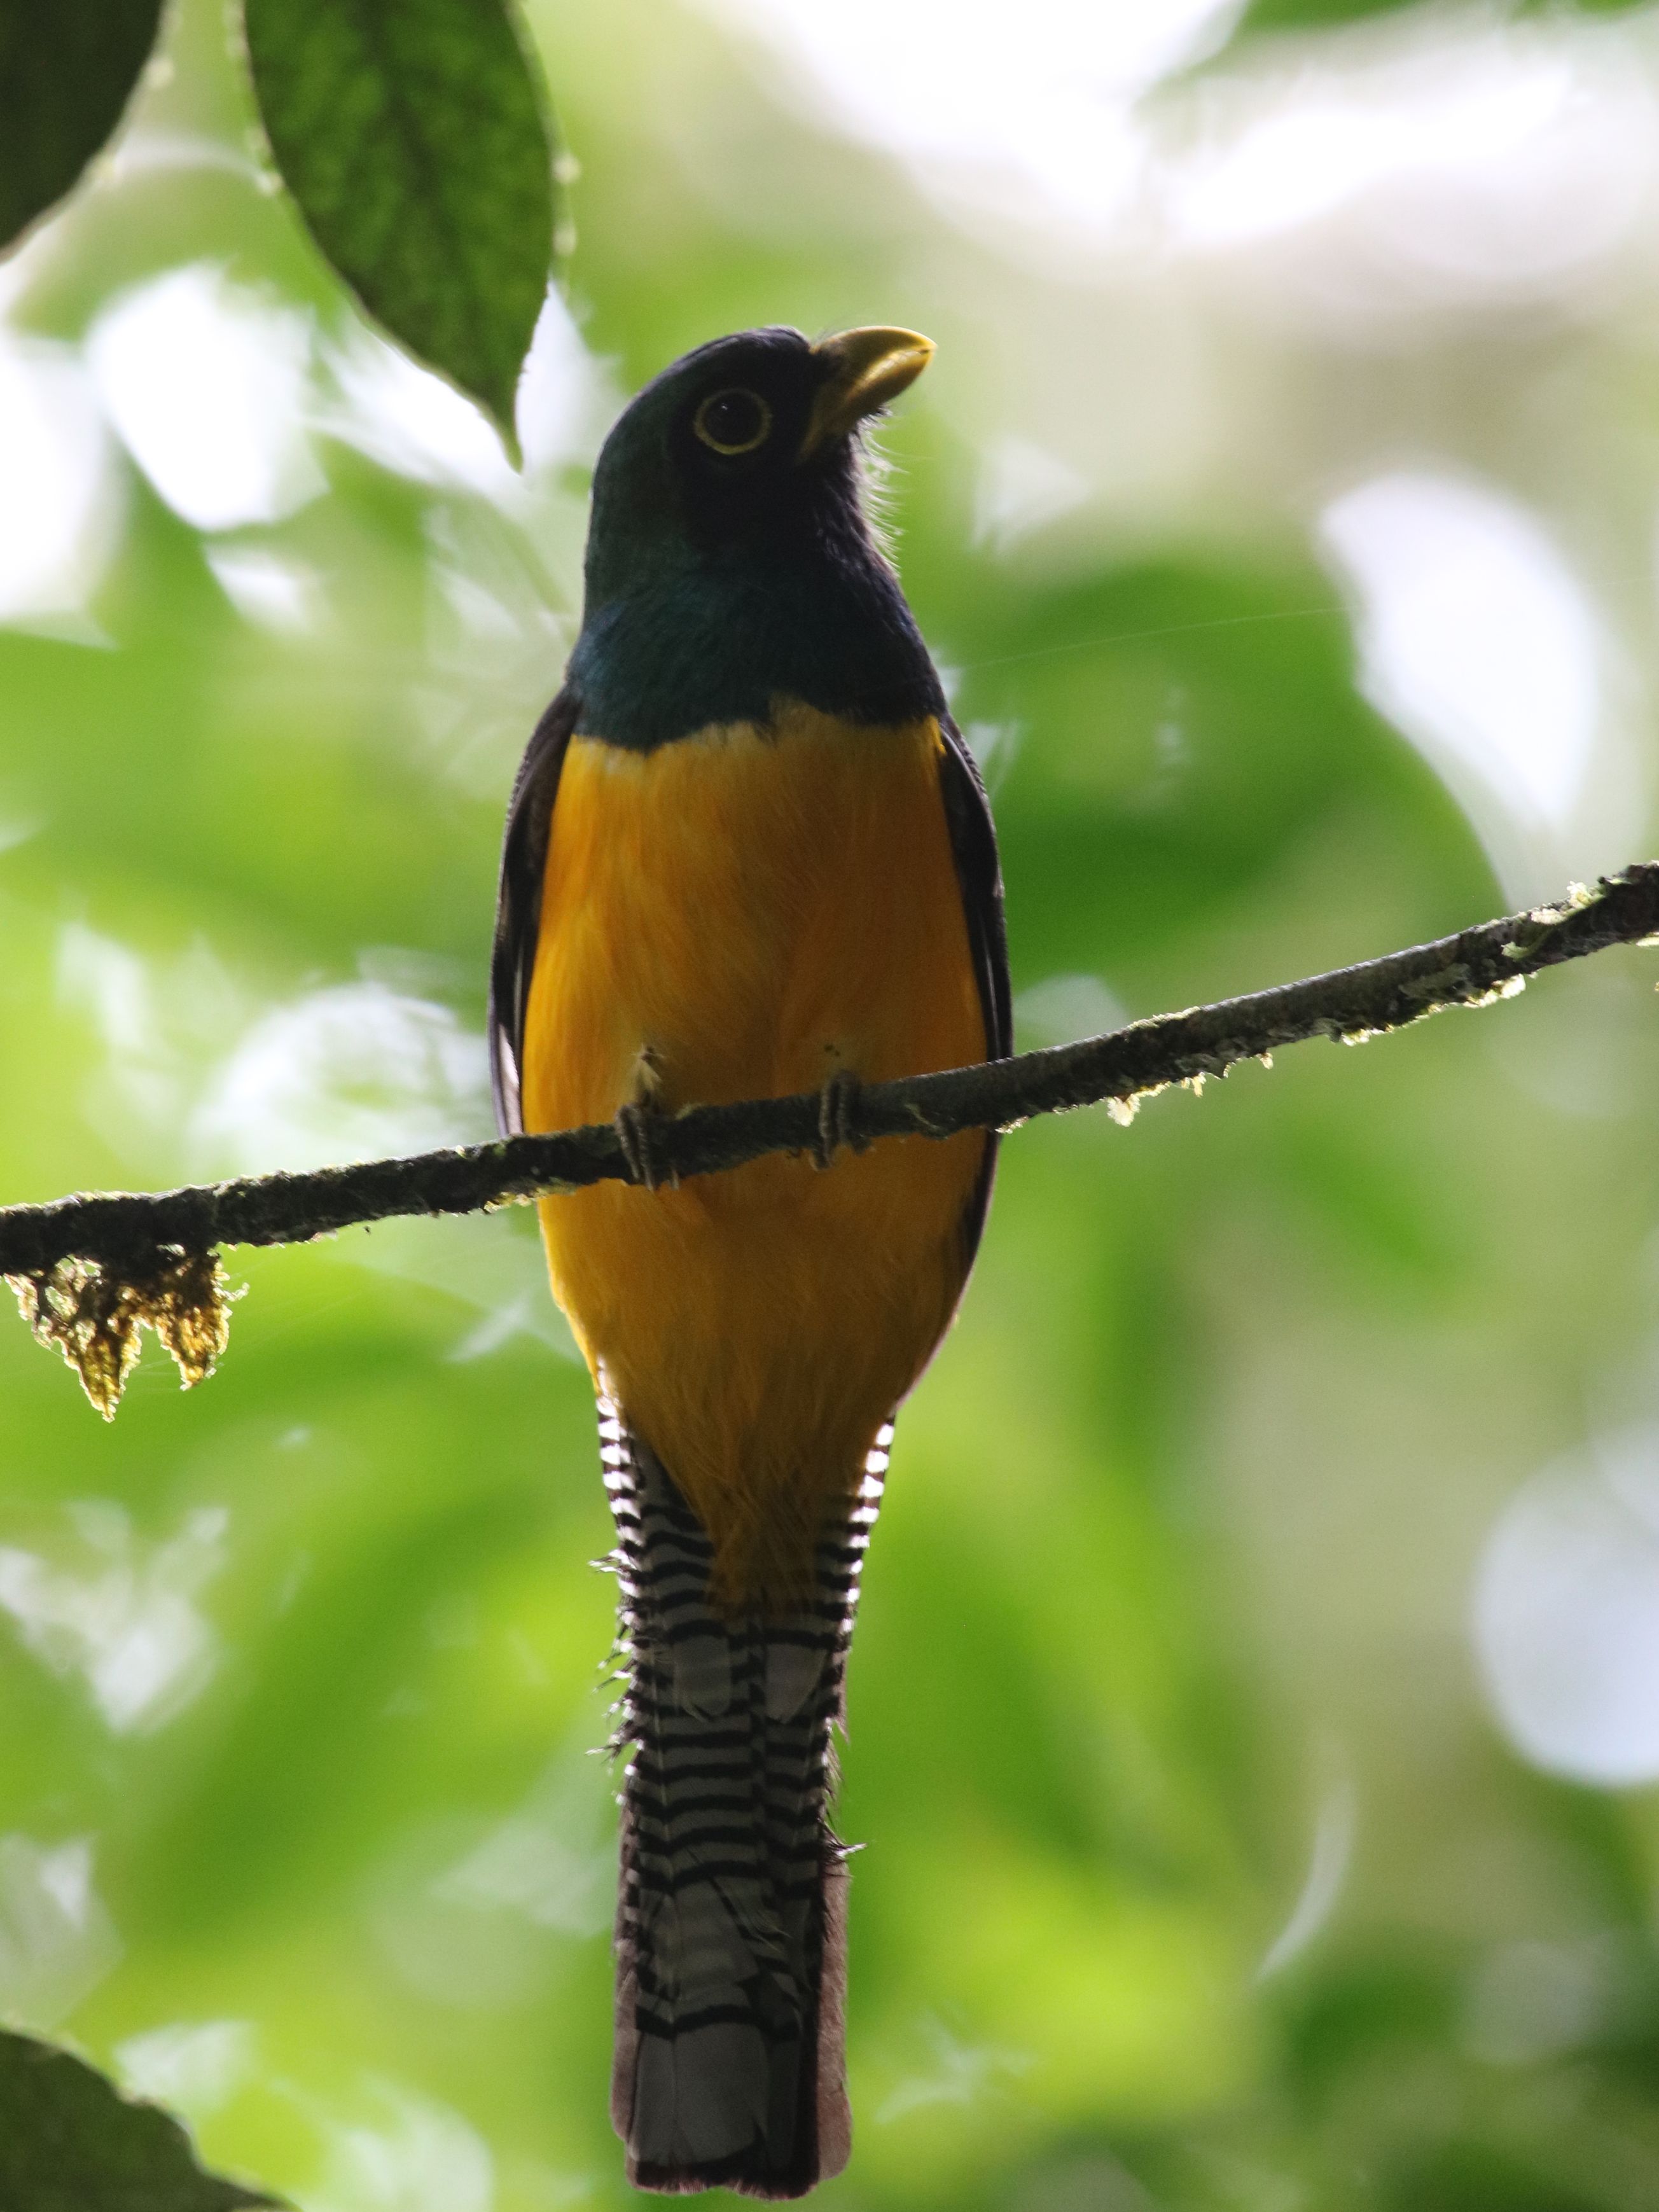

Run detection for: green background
[[3, 0, 1659, 2206]]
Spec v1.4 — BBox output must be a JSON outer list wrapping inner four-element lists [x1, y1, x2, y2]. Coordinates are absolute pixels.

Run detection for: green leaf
[[1219, 0, 1647, 43], [0, 2028, 281, 2211], [1224, 0, 1420, 30], [242, 0, 556, 460], [0, 0, 164, 255]]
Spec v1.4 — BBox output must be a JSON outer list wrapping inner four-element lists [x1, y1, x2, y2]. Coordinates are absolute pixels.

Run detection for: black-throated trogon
[[489, 325, 1011, 2200]]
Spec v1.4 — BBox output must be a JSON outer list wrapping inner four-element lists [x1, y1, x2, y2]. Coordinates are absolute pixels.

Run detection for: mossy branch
[[4, 863, 1657, 1414]]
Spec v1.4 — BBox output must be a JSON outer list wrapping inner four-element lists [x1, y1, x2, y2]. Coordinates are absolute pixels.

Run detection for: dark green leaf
[[0, 2028, 280, 2211], [0, 0, 163, 254], [242, 0, 555, 458]]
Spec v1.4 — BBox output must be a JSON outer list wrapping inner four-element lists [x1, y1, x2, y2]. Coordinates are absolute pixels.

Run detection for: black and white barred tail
[[599, 1393, 888, 2199]]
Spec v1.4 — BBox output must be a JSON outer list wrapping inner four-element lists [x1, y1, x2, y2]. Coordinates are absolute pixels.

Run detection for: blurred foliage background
[[3, 0, 1659, 2206]]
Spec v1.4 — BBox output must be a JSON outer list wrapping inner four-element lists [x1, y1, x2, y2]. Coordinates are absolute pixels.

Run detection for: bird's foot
[[813, 1068, 867, 1171], [614, 1045, 676, 1191], [615, 1099, 676, 1190]]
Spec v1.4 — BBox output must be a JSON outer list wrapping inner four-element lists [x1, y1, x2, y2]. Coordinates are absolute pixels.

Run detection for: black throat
[[568, 454, 945, 752]]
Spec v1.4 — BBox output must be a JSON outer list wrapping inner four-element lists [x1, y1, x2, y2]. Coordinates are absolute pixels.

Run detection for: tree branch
[[3, 865, 1656, 1290]]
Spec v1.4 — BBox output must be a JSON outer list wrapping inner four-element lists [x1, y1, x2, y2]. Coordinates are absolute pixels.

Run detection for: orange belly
[[520, 700, 988, 1608]]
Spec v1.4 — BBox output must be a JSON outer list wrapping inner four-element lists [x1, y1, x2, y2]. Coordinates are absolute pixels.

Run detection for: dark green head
[[569, 326, 947, 750]]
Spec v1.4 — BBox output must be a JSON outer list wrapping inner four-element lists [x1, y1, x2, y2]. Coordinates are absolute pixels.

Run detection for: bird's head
[[582, 324, 934, 607]]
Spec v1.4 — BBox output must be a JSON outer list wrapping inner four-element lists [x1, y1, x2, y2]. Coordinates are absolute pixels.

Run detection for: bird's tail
[[599, 1395, 886, 2200]]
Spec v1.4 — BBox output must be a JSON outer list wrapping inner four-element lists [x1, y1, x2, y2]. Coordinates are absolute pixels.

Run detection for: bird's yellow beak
[[801, 326, 935, 456]]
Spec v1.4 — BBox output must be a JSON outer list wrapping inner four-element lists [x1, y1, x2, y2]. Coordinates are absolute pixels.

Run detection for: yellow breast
[[521, 700, 988, 1608]]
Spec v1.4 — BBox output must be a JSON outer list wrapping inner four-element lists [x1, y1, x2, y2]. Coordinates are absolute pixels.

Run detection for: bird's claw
[[813, 1069, 866, 1171], [616, 1100, 675, 1191]]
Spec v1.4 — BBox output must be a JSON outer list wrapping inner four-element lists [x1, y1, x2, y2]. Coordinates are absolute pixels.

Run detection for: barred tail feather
[[599, 1397, 887, 2199]]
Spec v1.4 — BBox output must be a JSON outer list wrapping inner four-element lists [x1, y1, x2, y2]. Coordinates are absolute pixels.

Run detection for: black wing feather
[[937, 715, 1012, 1272], [489, 685, 581, 1137]]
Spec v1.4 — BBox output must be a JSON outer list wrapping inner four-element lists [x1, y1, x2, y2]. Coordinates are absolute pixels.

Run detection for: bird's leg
[[813, 1062, 866, 1171], [615, 1045, 676, 1191]]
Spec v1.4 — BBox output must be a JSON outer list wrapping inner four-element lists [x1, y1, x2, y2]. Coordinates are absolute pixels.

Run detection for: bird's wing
[[938, 714, 1012, 1269], [489, 685, 581, 1137]]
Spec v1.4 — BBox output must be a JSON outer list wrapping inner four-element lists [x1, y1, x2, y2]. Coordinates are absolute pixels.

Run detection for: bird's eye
[[693, 387, 772, 456]]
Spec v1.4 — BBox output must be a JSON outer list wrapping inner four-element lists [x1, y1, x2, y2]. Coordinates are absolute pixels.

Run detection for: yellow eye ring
[[693, 387, 773, 456]]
